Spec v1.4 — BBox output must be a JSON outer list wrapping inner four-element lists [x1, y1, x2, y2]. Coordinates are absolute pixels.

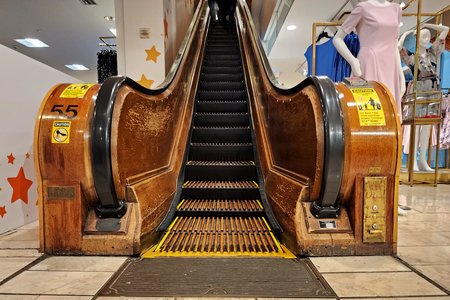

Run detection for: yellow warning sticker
[[60, 84, 93, 98], [350, 88, 386, 126], [52, 121, 71, 144]]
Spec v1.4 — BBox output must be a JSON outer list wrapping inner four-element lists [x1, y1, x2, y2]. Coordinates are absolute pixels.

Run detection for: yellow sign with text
[[351, 88, 385, 126], [60, 84, 93, 98], [52, 121, 71, 144]]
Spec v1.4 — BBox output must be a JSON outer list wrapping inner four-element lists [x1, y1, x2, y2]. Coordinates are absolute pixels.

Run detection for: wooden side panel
[[35, 84, 99, 253]]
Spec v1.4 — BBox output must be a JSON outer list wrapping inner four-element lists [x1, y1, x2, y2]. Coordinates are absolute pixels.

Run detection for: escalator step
[[181, 180, 260, 199], [194, 113, 249, 127], [177, 199, 263, 213], [185, 160, 257, 181], [204, 59, 241, 67], [200, 73, 243, 82], [202, 66, 243, 75], [151, 216, 282, 254], [199, 81, 245, 91], [204, 54, 240, 61], [189, 143, 253, 161], [196, 101, 247, 113], [197, 90, 246, 101], [192, 126, 251, 143]]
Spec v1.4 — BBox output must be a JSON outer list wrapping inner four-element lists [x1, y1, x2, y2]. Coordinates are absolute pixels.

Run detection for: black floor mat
[[97, 257, 336, 298]]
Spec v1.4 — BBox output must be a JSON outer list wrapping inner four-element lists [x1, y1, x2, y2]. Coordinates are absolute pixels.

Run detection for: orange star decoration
[[25, 153, 31, 159], [7, 167, 33, 204], [7, 153, 15, 164], [0, 206, 6, 218], [145, 46, 161, 63], [164, 13, 169, 39], [137, 74, 154, 89]]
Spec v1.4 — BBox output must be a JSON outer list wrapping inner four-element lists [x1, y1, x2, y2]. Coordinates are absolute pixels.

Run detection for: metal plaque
[[47, 186, 76, 200], [363, 177, 387, 243]]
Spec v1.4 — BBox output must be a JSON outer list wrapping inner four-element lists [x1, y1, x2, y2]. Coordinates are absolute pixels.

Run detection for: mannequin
[[333, 0, 406, 215], [398, 23, 449, 171], [333, 0, 406, 116]]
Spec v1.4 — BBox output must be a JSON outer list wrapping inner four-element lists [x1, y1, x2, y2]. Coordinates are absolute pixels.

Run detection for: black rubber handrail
[[237, 0, 344, 218], [91, 1, 205, 218]]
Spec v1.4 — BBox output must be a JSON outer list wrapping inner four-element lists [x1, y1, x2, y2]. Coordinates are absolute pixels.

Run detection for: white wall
[[0, 44, 79, 234], [116, 0, 196, 87]]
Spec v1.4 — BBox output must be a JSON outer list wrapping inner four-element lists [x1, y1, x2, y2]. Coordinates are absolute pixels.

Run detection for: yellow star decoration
[[145, 46, 161, 63], [137, 74, 154, 89]]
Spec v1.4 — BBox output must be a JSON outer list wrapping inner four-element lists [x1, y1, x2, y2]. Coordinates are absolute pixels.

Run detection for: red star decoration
[[0, 206, 6, 218], [164, 13, 168, 39], [7, 153, 15, 164], [7, 167, 33, 204]]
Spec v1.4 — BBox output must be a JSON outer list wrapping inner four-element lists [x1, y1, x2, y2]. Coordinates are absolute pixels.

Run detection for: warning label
[[60, 84, 93, 98], [52, 121, 71, 144], [350, 88, 386, 126]]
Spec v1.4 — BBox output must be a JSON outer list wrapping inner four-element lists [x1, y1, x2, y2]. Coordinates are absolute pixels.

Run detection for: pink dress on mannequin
[[341, 2, 403, 114]]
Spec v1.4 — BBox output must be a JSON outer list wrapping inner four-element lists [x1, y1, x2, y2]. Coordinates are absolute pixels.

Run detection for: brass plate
[[303, 203, 352, 233], [363, 177, 387, 243], [47, 186, 76, 200]]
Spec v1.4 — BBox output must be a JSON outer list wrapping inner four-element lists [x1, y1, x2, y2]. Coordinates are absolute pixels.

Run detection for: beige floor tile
[[398, 221, 442, 232], [0, 257, 39, 280], [401, 213, 450, 223], [97, 297, 175, 300], [322, 272, 445, 297], [0, 228, 39, 241], [0, 296, 38, 300], [257, 298, 336, 300], [309, 256, 410, 273], [0, 240, 39, 249], [0, 270, 113, 295], [415, 264, 450, 291], [0, 249, 41, 257], [18, 220, 39, 230], [37, 296, 92, 300], [30, 256, 127, 272], [345, 297, 450, 300], [397, 246, 450, 265], [398, 231, 450, 246]]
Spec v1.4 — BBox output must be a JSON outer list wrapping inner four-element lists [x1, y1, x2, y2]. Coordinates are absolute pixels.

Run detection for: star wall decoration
[[0, 206, 6, 218], [145, 46, 161, 63], [137, 74, 154, 89], [7, 167, 33, 204], [7, 153, 15, 164], [26, 153, 31, 159]]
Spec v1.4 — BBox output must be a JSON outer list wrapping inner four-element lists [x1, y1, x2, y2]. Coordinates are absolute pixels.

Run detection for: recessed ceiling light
[[399, 22, 404, 27], [65, 64, 89, 71], [287, 25, 297, 31], [109, 28, 117, 36], [104, 16, 115, 21], [14, 38, 49, 48], [400, 2, 406, 8]]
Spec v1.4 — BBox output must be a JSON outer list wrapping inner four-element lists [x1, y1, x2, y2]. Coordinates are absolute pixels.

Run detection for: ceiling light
[[109, 28, 117, 36], [400, 2, 406, 8], [14, 38, 49, 48], [287, 25, 297, 31], [104, 16, 115, 21], [65, 64, 89, 71], [399, 22, 404, 27]]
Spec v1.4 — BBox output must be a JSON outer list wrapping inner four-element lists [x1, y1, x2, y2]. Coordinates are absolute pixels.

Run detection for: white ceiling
[[0, 0, 115, 83], [0, 0, 447, 85]]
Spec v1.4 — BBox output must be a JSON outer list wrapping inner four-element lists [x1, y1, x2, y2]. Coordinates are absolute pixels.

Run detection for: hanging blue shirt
[[304, 38, 336, 77]]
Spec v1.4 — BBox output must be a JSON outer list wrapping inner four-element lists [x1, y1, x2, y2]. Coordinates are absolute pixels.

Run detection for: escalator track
[[144, 23, 293, 258]]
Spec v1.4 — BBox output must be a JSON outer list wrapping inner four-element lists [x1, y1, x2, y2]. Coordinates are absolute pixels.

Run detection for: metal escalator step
[[204, 59, 241, 67], [197, 90, 246, 101], [177, 199, 263, 212], [189, 142, 253, 161], [206, 49, 240, 55], [181, 180, 260, 200], [199, 81, 245, 91], [192, 126, 251, 143], [186, 160, 255, 166], [204, 54, 240, 61], [200, 73, 244, 82], [202, 66, 243, 75], [196, 101, 247, 113], [194, 112, 249, 127], [147, 216, 286, 255], [185, 159, 257, 180]]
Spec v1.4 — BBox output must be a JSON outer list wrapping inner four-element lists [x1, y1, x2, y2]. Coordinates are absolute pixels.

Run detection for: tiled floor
[[0, 184, 449, 299]]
